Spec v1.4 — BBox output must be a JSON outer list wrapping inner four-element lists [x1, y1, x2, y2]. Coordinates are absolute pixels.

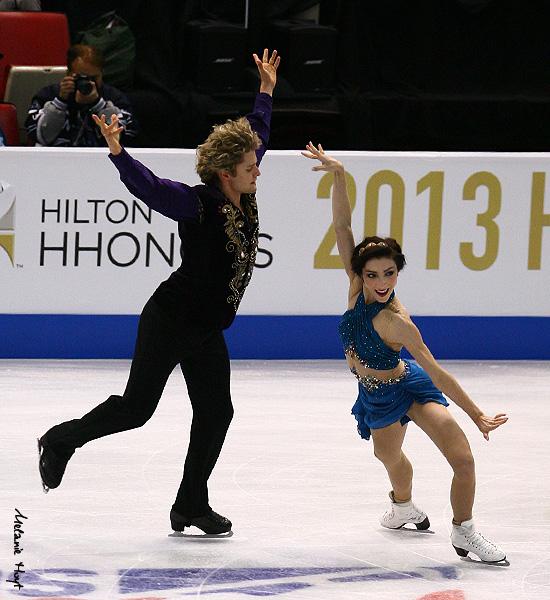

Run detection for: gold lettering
[[417, 171, 444, 270], [459, 171, 501, 271], [314, 171, 357, 269], [528, 172, 550, 269], [365, 170, 405, 245]]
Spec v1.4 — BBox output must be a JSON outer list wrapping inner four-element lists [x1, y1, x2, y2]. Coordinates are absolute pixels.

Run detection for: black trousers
[[45, 297, 234, 517]]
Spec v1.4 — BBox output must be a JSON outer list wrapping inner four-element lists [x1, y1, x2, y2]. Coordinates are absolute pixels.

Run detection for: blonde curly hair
[[196, 117, 261, 186]]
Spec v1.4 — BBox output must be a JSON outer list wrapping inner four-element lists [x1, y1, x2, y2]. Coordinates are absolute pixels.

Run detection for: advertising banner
[[1, 148, 549, 316]]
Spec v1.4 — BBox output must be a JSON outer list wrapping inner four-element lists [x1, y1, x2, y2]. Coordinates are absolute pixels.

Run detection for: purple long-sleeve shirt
[[109, 92, 273, 329]]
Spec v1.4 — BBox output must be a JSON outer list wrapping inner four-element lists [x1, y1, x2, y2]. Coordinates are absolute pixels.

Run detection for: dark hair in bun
[[351, 236, 406, 276]]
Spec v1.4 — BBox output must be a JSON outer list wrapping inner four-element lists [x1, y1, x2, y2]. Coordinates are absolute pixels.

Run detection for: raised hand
[[92, 113, 123, 155], [253, 49, 280, 95], [301, 141, 344, 173]]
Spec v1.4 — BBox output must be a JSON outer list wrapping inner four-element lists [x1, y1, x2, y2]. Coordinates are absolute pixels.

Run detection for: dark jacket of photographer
[[25, 82, 138, 147]]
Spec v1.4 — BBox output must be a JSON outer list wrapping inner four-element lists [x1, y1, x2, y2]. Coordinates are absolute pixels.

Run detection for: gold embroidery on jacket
[[222, 194, 259, 311]]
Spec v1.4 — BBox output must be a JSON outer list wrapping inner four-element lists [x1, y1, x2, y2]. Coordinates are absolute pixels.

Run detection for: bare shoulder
[[387, 294, 409, 316], [379, 295, 409, 323], [380, 296, 419, 344]]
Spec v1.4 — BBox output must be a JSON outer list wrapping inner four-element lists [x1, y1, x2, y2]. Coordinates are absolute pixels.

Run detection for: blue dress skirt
[[351, 360, 449, 440]]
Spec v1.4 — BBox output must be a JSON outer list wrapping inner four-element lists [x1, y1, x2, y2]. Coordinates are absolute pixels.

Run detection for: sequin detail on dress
[[338, 291, 401, 370], [350, 361, 410, 392]]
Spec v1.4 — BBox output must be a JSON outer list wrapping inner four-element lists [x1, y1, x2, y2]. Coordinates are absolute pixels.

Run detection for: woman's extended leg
[[371, 420, 411, 501], [371, 420, 430, 529], [406, 401, 475, 523], [406, 401, 505, 562]]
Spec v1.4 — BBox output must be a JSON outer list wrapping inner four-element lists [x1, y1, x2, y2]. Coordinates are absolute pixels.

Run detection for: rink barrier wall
[[1, 148, 549, 360], [0, 314, 549, 360], [2, 148, 550, 320]]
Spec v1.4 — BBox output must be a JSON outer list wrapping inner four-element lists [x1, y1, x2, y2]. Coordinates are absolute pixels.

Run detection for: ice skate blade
[[381, 515, 432, 533], [382, 525, 435, 534], [169, 529, 234, 539], [453, 545, 509, 565], [401, 527, 434, 534]]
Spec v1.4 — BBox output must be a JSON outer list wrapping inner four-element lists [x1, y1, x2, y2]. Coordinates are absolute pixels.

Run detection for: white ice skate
[[451, 518, 506, 563], [379, 492, 430, 530]]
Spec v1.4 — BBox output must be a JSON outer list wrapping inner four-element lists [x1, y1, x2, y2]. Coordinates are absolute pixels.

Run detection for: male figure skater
[[38, 49, 280, 535]]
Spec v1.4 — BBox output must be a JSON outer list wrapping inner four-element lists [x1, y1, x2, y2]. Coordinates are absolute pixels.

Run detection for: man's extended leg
[[39, 298, 179, 490]]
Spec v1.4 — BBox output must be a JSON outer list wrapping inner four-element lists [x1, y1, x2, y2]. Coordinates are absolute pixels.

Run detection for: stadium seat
[[0, 11, 70, 99], [0, 103, 20, 146]]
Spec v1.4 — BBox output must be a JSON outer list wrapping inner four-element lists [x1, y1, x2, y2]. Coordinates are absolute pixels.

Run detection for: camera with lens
[[73, 73, 96, 96]]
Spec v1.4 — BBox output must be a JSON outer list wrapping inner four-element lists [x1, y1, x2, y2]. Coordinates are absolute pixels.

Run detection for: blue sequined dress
[[339, 291, 448, 440]]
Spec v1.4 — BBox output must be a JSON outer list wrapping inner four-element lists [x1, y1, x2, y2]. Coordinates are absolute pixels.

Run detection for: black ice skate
[[170, 509, 232, 535], [37, 437, 74, 493]]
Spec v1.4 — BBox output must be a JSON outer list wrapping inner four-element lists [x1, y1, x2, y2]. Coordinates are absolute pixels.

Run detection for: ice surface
[[1, 359, 549, 599]]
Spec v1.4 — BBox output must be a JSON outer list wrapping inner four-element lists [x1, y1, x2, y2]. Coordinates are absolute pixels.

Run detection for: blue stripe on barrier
[[0, 314, 548, 360]]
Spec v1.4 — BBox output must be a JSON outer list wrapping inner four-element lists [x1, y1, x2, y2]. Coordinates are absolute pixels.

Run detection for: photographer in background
[[26, 45, 138, 147]]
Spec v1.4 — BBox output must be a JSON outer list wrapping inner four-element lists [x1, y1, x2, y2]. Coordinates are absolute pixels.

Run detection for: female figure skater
[[302, 142, 508, 562]]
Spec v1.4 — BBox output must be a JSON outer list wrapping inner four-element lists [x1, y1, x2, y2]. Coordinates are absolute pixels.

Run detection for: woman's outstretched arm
[[302, 142, 356, 280]]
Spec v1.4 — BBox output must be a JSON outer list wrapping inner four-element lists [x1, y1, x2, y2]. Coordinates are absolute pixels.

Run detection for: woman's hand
[[253, 48, 280, 96], [301, 141, 345, 173], [92, 113, 123, 155], [475, 413, 508, 440]]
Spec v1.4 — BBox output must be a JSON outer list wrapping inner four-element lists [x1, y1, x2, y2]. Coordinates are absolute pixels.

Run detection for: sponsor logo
[[13, 565, 459, 597], [39, 198, 176, 268], [37, 197, 273, 270]]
